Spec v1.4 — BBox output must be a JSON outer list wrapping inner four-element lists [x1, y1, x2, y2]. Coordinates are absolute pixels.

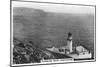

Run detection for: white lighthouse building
[[46, 32, 92, 59], [67, 32, 73, 53]]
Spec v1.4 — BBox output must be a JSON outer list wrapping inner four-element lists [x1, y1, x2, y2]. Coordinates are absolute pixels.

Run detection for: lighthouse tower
[[67, 32, 73, 53]]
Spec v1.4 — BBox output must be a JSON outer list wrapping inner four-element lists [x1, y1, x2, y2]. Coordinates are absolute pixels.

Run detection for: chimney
[[67, 32, 73, 53]]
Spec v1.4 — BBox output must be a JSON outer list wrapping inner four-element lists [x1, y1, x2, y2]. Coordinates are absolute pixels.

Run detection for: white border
[[11, 1, 96, 66]]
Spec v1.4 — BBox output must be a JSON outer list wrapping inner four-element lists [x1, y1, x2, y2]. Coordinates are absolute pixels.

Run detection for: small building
[[46, 47, 59, 52], [76, 46, 89, 55]]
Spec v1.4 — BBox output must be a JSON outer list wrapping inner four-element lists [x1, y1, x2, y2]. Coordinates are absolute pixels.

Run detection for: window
[[59, 49, 64, 52]]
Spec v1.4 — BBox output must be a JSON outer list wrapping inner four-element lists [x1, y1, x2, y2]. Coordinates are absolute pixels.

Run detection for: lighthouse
[[67, 32, 73, 53]]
